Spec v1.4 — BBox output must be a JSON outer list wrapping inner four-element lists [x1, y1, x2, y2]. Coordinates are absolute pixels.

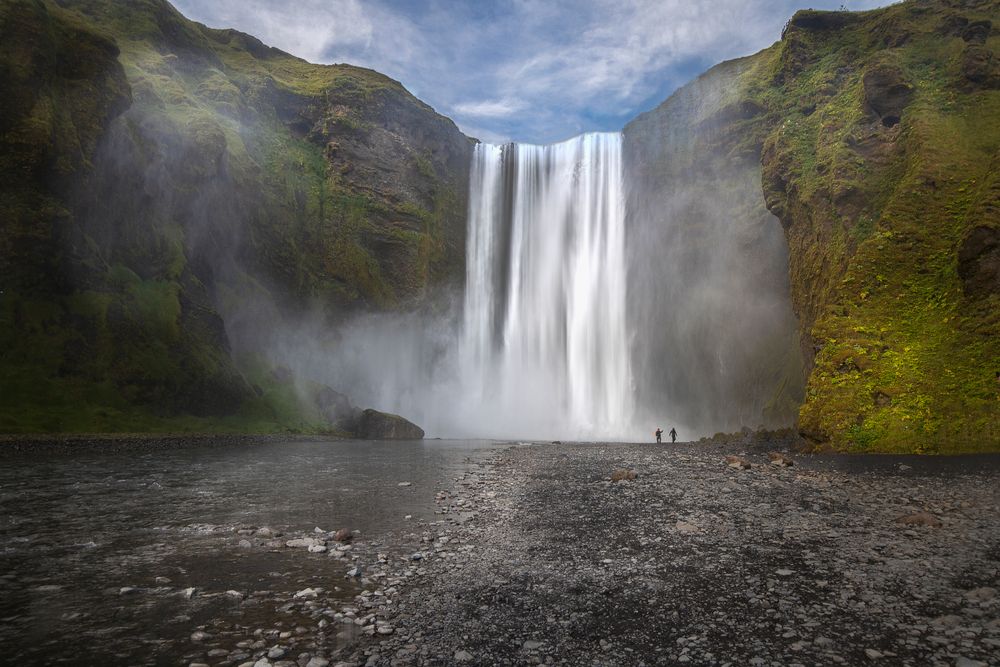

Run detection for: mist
[[623, 57, 805, 437], [62, 38, 802, 442]]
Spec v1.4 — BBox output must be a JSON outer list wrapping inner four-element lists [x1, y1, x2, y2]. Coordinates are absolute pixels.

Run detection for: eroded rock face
[[355, 409, 424, 440], [958, 226, 1000, 298], [961, 44, 1000, 89], [754, 2, 1000, 451], [863, 62, 913, 126], [962, 19, 992, 44]]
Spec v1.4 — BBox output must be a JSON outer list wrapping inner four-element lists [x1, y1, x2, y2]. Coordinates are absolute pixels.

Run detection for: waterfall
[[460, 133, 633, 439]]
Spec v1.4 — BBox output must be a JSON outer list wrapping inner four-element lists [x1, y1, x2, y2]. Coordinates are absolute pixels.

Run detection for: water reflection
[[0, 438, 499, 664]]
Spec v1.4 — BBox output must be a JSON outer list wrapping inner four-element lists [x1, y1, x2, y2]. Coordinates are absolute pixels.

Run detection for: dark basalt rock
[[355, 408, 424, 440], [958, 226, 1000, 298], [863, 62, 914, 124], [962, 19, 992, 44], [961, 44, 1000, 89]]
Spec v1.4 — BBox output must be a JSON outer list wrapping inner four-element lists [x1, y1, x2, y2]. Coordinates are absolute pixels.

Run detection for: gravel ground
[[10, 437, 995, 666], [324, 441, 1000, 667]]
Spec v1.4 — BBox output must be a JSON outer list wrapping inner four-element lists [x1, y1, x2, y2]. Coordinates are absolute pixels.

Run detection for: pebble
[[285, 538, 317, 548], [294, 588, 320, 598], [955, 657, 987, 667]]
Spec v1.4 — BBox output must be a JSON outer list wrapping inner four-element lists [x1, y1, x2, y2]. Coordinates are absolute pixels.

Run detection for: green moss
[[748, 2, 1000, 452]]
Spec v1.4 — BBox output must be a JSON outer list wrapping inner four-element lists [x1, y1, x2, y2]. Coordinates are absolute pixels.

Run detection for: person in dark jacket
[[669, 427, 677, 443]]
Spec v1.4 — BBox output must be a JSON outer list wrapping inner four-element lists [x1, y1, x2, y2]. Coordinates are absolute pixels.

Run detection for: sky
[[172, 0, 896, 144]]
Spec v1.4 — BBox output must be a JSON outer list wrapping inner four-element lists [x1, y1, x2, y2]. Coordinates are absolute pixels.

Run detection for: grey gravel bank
[[333, 441, 1000, 667]]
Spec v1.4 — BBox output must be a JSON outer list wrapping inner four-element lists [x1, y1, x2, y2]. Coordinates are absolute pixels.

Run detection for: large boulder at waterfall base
[[355, 409, 425, 440]]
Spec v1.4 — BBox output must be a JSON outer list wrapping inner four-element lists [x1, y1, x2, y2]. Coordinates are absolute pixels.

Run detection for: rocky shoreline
[[313, 441, 1000, 667]]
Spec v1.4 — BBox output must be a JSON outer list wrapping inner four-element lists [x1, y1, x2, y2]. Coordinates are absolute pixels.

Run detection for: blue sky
[[173, 0, 896, 144]]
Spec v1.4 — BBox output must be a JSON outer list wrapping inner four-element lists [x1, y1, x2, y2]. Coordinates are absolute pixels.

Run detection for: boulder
[[768, 452, 794, 467], [725, 455, 751, 470], [610, 469, 638, 482], [355, 409, 424, 439], [894, 511, 942, 528]]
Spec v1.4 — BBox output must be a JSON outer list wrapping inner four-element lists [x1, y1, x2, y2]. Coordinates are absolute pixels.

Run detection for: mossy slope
[[625, 0, 999, 452], [752, 1, 1000, 452]]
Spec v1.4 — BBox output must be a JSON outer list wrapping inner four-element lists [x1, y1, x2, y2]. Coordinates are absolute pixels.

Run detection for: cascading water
[[459, 132, 634, 439]]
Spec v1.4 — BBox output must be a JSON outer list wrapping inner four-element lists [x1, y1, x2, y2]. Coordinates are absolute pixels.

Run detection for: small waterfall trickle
[[460, 133, 633, 439]]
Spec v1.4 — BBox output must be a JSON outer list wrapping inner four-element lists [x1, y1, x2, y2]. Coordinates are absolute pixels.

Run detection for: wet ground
[[0, 437, 502, 665], [2, 437, 999, 666], [344, 441, 1000, 667]]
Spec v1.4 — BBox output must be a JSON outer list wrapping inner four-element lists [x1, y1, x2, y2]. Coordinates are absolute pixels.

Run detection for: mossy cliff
[[0, 0, 472, 433], [626, 0, 999, 452]]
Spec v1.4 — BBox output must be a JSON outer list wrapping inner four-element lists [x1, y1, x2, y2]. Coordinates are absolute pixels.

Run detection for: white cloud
[[452, 98, 527, 117], [173, 0, 899, 143], [175, 0, 374, 64]]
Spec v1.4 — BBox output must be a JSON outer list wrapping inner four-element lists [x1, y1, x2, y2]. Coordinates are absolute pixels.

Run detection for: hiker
[[669, 427, 677, 444], [655, 427, 663, 444]]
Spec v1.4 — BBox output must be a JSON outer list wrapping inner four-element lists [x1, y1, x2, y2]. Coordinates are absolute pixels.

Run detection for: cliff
[[0, 0, 472, 433], [761, 1, 1000, 452], [627, 0, 999, 452]]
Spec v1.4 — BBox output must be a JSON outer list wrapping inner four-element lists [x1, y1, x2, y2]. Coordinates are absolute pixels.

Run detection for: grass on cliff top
[[52, 0, 406, 99]]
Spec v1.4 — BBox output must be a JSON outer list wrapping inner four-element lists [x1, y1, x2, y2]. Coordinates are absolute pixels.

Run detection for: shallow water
[[0, 438, 502, 665]]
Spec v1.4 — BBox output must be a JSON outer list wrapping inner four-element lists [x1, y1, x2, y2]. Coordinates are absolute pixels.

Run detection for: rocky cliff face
[[625, 0, 999, 452], [0, 0, 472, 432], [758, 1, 1000, 452]]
